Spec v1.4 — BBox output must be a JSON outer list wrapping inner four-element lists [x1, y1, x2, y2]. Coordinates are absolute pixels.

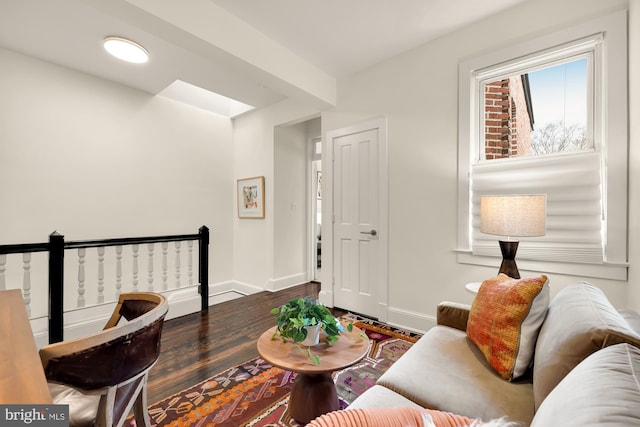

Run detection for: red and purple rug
[[134, 314, 421, 426]]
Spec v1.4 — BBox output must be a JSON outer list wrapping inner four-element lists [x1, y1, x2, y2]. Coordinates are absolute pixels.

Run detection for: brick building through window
[[484, 76, 534, 160]]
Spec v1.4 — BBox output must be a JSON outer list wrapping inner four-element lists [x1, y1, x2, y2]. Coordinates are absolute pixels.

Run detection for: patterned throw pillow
[[466, 274, 550, 381]]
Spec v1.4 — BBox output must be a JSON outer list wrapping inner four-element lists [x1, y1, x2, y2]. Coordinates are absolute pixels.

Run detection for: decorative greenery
[[270, 297, 353, 365]]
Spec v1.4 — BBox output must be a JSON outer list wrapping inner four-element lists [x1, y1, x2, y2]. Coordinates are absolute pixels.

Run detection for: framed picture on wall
[[237, 176, 265, 218]]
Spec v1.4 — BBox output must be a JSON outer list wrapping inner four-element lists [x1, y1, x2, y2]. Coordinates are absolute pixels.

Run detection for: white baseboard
[[317, 292, 434, 335], [384, 306, 436, 335], [318, 288, 333, 306], [32, 280, 264, 349], [165, 287, 201, 320], [228, 280, 263, 295], [265, 273, 308, 292], [33, 303, 115, 348]]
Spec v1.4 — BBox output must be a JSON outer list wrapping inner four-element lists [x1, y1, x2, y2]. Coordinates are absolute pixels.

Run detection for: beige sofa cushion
[[533, 282, 640, 409], [531, 343, 640, 426], [376, 326, 534, 424], [348, 385, 424, 409]]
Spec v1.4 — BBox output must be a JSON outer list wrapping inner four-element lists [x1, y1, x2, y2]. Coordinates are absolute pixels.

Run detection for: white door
[[331, 120, 387, 319]]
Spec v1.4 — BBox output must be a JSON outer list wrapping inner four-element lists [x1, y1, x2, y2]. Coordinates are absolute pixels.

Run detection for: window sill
[[456, 250, 628, 282]]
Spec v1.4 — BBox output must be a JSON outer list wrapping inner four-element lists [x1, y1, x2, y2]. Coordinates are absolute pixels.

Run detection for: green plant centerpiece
[[270, 297, 354, 365]]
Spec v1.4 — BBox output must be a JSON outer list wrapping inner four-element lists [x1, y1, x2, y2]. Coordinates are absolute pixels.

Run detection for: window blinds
[[471, 152, 603, 264]]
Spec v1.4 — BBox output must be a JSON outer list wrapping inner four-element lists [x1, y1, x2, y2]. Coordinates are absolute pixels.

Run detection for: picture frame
[[237, 176, 265, 218]]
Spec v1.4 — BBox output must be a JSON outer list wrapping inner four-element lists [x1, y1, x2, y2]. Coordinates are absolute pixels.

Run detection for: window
[[457, 11, 628, 280], [482, 56, 590, 160]]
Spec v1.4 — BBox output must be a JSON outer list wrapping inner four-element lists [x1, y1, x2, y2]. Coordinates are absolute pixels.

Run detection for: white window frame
[[456, 10, 628, 280]]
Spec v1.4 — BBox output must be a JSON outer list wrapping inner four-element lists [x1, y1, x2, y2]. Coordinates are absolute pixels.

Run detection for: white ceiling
[[0, 0, 526, 115], [209, 0, 527, 77]]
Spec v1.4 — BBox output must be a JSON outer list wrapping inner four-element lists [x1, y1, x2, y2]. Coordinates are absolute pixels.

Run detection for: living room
[[1, 0, 639, 339]]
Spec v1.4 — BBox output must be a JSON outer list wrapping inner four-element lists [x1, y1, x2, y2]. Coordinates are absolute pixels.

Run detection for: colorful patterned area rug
[[134, 314, 422, 427]]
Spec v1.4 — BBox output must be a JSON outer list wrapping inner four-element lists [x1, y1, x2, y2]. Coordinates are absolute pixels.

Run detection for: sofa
[[341, 278, 640, 426]]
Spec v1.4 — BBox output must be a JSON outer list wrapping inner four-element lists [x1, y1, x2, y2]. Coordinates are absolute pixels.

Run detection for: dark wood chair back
[[39, 292, 168, 427]]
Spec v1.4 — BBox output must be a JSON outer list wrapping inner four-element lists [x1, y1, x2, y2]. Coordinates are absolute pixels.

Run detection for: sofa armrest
[[436, 302, 471, 332]]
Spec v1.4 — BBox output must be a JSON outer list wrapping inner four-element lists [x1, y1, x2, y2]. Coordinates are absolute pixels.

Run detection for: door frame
[[319, 117, 389, 322], [307, 136, 322, 283]]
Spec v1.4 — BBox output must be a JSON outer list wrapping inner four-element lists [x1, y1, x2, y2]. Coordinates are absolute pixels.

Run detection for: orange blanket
[[306, 407, 478, 427]]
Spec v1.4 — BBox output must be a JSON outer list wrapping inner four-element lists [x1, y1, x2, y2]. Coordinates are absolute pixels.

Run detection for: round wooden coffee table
[[257, 324, 369, 423]]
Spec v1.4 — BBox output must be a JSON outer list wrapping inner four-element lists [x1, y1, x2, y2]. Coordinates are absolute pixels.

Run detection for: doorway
[[311, 137, 322, 282]]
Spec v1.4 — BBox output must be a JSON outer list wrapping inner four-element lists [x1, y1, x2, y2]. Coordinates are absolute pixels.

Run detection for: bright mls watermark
[[1, 405, 68, 426]]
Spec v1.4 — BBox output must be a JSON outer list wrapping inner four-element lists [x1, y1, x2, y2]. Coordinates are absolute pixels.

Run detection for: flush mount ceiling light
[[103, 36, 149, 64]]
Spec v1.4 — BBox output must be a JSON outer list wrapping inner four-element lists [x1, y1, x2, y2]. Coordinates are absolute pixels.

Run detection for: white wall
[[0, 47, 234, 323], [272, 117, 322, 287], [321, 0, 634, 331], [232, 100, 320, 291], [273, 122, 308, 283], [0, 43, 323, 326]]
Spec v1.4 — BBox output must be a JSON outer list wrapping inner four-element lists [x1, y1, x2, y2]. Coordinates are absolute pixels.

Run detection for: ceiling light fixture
[[103, 36, 149, 64]]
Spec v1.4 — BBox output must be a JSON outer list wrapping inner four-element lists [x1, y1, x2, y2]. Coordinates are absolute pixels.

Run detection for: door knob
[[360, 229, 377, 237]]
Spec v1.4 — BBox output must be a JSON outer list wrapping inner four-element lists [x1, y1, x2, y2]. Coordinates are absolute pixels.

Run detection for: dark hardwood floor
[[147, 282, 346, 404]]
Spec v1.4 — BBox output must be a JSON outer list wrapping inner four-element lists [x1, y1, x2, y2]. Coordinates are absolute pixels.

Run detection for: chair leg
[[132, 377, 152, 427], [96, 388, 116, 427]]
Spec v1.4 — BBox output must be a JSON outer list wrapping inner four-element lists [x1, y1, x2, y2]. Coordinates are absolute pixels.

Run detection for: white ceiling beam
[[123, 0, 336, 108]]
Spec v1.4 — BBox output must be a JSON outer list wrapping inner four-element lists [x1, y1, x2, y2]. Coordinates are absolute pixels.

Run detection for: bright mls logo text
[[1, 405, 68, 426]]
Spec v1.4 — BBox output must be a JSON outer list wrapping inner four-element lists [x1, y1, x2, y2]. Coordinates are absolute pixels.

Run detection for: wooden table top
[[257, 324, 370, 374], [0, 289, 52, 403]]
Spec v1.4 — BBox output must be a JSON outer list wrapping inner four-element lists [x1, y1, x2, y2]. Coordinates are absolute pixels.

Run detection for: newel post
[[198, 226, 210, 311], [48, 231, 65, 344]]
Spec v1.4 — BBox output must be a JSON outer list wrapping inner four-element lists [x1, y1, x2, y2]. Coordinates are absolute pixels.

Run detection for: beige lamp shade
[[480, 195, 546, 238]]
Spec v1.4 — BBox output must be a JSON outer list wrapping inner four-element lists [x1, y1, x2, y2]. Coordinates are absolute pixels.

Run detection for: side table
[[465, 282, 482, 294], [257, 324, 369, 424]]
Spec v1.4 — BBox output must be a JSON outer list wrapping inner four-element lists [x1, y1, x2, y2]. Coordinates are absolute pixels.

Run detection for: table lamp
[[480, 194, 546, 279]]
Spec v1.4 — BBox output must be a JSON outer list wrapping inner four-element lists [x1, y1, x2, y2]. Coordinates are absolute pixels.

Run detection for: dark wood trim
[[48, 231, 65, 344], [0, 242, 49, 255], [64, 233, 200, 250], [198, 226, 209, 311]]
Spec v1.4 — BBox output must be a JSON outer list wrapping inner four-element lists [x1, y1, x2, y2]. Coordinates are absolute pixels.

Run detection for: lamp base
[[498, 240, 520, 279]]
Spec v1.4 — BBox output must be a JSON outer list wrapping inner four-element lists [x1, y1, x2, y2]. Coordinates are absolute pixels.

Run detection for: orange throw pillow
[[466, 274, 549, 380]]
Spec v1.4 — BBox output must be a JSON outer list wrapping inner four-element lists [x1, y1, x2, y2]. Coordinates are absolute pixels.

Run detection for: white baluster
[[132, 244, 139, 292], [0, 254, 6, 291], [175, 241, 181, 288], [115, 246, 123, 296], [187, 240, 194, 286], [77, 248, 86, 307], [22, 253, 32, 317], [161, 242, 168, 291], [97, 247, 105, 304], [147, 243, 154, 291]]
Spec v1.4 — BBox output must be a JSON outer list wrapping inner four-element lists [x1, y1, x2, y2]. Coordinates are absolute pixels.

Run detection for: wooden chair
[[39, 292, 168, 427]]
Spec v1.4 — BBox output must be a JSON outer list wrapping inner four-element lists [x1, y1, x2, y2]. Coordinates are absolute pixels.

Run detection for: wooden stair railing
[[0, 226, 209, 344]]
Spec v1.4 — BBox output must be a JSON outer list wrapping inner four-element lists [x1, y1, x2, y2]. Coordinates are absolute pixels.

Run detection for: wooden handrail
[[0, 242, 50, 255], [64, 233, 200, 249]]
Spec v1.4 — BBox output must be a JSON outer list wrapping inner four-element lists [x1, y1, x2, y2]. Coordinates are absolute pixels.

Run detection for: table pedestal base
[[289, 373, 339, 424]]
